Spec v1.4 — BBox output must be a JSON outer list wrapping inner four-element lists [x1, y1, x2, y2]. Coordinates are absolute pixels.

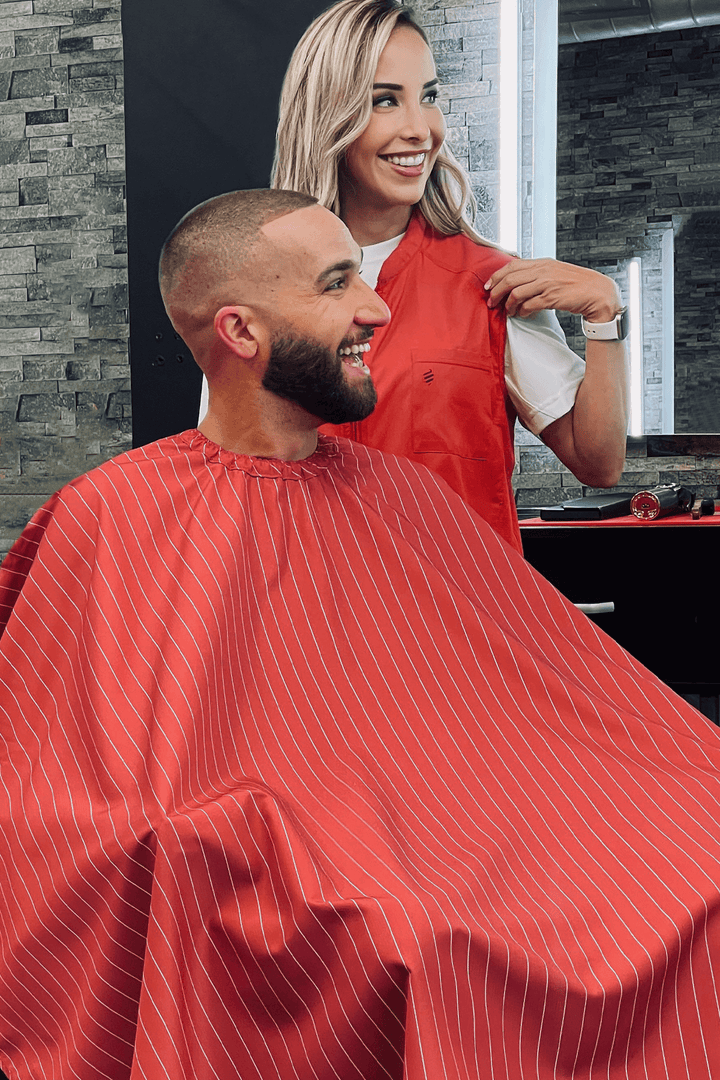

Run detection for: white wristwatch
[[581, 307, 629, 341]]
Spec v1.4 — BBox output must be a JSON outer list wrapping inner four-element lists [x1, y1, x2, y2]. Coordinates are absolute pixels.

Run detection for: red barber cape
[[1, 431, 720, 1080]]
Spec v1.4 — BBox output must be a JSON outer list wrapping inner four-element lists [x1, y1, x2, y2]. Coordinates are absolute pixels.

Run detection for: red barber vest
[[321, 212, 521, 552]]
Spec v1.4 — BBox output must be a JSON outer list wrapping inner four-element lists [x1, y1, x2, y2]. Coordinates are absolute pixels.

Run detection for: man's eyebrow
[[315, 258, 360, 285], [372, 79, 439, 91]]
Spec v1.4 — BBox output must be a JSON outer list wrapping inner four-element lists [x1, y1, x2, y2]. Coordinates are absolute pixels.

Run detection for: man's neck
[[198, 397, 319, 462]]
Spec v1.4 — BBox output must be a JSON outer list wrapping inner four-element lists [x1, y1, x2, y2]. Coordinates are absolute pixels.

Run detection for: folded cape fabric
[[1, 432, 719, 1079]]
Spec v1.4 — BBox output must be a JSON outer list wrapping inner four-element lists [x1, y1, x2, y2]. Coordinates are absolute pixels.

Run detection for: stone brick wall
[[0, 0, 129, 561], [414, 0, 499, 242], [416, 0, 541, 257], [512, 25, 720, 510]]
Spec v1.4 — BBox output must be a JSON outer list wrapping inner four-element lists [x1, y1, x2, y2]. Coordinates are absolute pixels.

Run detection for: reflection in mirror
[[555, 18, 720, 434]]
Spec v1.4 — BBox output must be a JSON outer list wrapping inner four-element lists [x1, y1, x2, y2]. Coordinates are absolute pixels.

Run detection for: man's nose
[[355, 281, 391, 329]]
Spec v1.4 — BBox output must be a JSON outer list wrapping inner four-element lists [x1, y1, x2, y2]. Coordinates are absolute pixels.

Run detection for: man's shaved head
[[159, 189, 318, 338]]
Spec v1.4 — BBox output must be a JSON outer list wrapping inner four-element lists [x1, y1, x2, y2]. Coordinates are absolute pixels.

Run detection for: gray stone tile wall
[[0, 0, 129, 561], [415, 0, 500, 243]]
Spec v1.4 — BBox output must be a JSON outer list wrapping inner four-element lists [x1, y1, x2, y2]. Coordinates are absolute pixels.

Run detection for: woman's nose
[[398, 103, 430, 141]]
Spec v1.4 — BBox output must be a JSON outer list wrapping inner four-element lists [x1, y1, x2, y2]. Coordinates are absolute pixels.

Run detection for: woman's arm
[[485, 258, 629, 487], [539, 337, 628, 486]]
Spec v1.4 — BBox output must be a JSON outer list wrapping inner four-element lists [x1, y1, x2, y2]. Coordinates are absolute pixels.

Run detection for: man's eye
[[326, 278, 345, 291]]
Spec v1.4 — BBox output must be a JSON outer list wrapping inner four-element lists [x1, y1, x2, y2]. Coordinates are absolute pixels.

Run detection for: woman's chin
[[373, 181, 427, 211]]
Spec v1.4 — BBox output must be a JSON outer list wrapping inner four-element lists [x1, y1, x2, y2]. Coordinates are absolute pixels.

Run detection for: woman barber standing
[[270, 0, 628, 551]]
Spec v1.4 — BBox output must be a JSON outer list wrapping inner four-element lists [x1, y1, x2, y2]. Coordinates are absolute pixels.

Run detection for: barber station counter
[[520, 511, 720, 694]]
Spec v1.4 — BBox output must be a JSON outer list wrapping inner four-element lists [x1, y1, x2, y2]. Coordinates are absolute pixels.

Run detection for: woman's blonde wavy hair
[[271, 0, 496, 247]]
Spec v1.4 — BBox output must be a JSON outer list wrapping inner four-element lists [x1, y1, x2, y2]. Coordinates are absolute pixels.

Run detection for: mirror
[[555, 24, 720, 435]]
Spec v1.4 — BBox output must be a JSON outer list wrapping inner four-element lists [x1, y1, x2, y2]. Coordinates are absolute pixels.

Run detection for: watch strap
[[581, 307, 629, 341]]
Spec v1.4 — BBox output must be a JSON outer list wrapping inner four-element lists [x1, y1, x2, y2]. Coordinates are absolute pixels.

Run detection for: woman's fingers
[[485, 258, 621, 321]]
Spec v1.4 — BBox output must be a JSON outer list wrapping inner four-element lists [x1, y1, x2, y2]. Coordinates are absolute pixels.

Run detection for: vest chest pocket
[[411, 349, 504, 460]]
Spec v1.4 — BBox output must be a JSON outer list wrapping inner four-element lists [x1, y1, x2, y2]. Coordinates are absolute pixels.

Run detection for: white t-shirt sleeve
[[504, 310, 585, 436]]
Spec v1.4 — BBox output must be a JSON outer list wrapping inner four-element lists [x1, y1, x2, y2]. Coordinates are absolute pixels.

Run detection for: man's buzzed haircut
[[158, 188, 318, 302]]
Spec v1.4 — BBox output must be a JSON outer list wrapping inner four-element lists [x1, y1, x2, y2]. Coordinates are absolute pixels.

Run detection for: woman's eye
[[372, 95, 397, 108], [423, 90, 438, 104]]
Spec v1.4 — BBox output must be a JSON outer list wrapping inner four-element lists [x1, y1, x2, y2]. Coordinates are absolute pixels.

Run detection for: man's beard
[[261, 333, 377, 426]]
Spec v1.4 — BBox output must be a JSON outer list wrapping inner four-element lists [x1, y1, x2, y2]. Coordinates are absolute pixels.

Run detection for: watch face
[[618, 307, 629, 341]]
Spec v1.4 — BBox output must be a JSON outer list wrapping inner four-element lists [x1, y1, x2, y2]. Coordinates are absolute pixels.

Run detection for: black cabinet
[[520, 522, 719, 694]]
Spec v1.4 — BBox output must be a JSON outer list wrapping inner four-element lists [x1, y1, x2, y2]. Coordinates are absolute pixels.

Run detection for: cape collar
[[183, 430, 340, 479]]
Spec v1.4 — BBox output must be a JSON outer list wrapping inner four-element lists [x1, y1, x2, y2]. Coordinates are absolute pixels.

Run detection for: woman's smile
[[379, 151, 429, 175]]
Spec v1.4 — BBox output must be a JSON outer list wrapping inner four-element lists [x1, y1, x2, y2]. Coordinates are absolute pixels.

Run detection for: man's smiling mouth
[[338, 341, 371, 370]]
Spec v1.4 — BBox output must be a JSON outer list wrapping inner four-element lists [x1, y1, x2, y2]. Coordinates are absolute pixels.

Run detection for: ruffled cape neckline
[[181, 430, 340, 479]]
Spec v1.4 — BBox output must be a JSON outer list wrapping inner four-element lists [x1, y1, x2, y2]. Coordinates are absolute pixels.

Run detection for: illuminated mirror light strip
[[532, 0, 558, 258], [499, 0, 520, 252], [628, 257, 643, 436], [660, 229, 674, 433]]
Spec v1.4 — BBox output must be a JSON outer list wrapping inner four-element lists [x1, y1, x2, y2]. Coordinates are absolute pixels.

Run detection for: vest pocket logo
[[423, 369, 435, 384]]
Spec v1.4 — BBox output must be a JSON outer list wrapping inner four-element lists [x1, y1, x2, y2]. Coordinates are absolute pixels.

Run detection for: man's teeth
[[385, 153, 425, 166], [338, 342, 371, 361]]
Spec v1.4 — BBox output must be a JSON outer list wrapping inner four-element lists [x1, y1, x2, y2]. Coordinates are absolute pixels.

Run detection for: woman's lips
[[380, 152, 427, 177]]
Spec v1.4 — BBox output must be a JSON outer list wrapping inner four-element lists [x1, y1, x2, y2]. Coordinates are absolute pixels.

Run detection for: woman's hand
[[484, 258, 622, 324]]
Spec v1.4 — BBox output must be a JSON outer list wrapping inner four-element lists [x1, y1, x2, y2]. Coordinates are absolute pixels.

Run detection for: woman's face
[[343, 26, 446, 218]]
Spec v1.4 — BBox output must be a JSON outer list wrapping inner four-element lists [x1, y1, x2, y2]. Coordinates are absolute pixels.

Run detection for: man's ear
[[214, 306, 266, 361]]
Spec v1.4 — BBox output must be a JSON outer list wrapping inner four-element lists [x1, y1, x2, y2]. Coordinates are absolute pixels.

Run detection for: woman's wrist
[[580, 279, 623, 324]]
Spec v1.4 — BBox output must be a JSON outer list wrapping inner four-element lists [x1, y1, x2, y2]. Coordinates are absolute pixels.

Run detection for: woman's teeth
[[384, 153, 425, 166]]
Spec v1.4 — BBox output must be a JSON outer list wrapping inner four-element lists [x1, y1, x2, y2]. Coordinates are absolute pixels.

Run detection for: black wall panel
[[122, 0, 328, 446]]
